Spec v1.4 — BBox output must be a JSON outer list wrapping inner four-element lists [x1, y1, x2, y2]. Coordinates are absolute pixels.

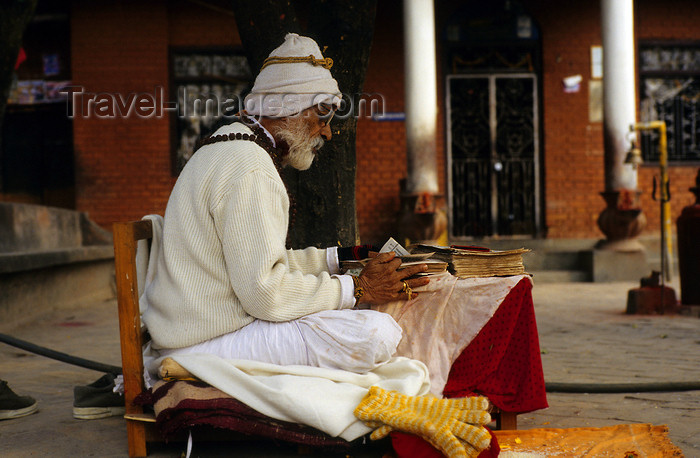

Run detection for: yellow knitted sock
[[354, 387, 492, 458], [357, 387, 491, 426], [397, 392, 491, 426]]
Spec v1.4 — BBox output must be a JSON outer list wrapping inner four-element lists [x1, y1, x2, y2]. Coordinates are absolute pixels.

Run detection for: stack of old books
[[340, 238, 449, 277], [340, 252, 449, 277], [411, 244, 530, 278]]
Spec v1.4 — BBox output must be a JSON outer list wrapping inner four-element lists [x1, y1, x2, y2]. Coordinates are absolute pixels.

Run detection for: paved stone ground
[[523, 280, 700, 457], [0, 279, 698, 457]]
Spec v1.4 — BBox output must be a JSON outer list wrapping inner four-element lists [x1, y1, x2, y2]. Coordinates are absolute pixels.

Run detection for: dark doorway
[[2, 3, 74, 208], [447, 74, 539, 237], [441, 0, 543, 238]]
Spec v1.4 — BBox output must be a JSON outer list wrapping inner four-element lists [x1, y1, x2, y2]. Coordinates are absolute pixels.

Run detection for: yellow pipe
[[633, 121, 673, 282]]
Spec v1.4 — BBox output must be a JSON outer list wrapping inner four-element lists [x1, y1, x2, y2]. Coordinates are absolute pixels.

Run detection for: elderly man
[[141, 33, 429, 373]]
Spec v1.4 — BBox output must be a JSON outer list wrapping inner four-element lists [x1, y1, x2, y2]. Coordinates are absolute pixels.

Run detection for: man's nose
[[320, 123, 332, 141]]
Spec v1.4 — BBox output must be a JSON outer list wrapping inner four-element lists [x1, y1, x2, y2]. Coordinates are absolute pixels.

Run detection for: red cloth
[[392, 277, 548, 457], [15, 47, 26, 70], [442, 277, 548, 413], [390, 429, 500, 458], [137, 380, 351, 448]]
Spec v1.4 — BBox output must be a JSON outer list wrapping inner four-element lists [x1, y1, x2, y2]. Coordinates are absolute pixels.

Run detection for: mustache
[[271, 117, 324, 170], [272, 117, 324, 153]]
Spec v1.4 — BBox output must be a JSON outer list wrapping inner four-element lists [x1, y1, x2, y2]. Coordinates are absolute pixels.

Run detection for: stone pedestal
[[626, 286, 678, 315], [596, 190, 646, 252], [588, 248, 650, 282], [397, 191, 447, 245], [0, 203, 115, 327]]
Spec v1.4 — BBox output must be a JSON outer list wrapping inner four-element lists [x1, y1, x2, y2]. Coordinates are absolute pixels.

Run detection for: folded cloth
[[443, 277, 548, 414], [136, 214, 163, 313], [139, 379, 351, 448], [159, 358, 196, 380], [495, 424, 683, 457], [144, 352, 431, 441]]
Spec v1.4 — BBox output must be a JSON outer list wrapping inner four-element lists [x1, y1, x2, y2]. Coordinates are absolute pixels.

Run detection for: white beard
[[273, 117, 325, 171]]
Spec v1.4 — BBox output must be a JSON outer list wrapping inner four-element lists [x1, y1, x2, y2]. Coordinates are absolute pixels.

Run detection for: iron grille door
[[447, 74, 540, 238]]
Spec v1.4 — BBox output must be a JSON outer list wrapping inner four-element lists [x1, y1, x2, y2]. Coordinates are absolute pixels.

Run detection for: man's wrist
[[351, 275, 365, 301]]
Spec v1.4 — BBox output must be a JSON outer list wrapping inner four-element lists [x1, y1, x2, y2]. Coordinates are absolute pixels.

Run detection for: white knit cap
[[244, 33, 342, 117]]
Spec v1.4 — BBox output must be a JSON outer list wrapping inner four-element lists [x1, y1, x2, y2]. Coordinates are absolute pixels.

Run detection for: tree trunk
[[231, 0, 377, 249], [0, 0, 38, 190]]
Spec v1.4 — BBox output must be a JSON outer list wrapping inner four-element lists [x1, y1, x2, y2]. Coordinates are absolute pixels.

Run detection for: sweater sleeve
[[212, 169, 346, 321], [286, 246, 329, 275]]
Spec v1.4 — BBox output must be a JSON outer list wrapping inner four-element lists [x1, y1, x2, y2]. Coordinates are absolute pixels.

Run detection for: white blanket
[[136, 214, 163, 313], [146, 353, 430, 441]]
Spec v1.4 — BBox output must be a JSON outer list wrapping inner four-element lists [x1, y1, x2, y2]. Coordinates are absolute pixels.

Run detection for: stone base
[[626, 286, 679, 315], [679, 305, 700, 318], [0, 258, 115, 328], [594, 237, 645, 252], [0, 203, 115, 328], [587, 248, 650, 282]]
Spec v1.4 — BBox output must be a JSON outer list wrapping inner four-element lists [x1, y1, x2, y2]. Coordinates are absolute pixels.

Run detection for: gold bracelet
[[351, 275, 365, 300]]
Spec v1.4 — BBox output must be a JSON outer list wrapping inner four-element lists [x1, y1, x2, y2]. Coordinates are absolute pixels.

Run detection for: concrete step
[[0, 203, 115, 328], [529, 270, 591, 284]]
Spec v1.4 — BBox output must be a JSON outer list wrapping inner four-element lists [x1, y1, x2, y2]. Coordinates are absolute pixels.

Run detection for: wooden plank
[[124, 413, 157, 423], [497, 411, 518, 430], [113, 221, 151, 457]]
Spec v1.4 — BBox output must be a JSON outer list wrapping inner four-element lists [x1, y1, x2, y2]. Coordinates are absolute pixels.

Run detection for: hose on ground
[[2, 332, 699, 393], [0, 332, 122, 375], [546, 381, 700, 393]]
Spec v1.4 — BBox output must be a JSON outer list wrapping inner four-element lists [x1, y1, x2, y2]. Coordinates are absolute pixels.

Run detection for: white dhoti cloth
[[158, 309, 403, 374], [143, 310, 428, 441]]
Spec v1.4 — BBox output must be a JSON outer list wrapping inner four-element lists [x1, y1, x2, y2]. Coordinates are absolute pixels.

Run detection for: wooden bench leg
[[497, 411, 518, 430], [126, 420, 148, 457]]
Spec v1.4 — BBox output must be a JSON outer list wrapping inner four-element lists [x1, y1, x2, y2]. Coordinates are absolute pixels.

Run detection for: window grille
[[639, 42, 700, 163]]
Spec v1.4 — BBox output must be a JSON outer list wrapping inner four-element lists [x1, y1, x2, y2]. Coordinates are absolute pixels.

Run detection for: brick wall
[[635, 0, 700, 238], [71, 0, 240, 228], [522, 0, 606, 238], [71, 0, 171, 227], [69, 0, 698, 241], [357, 0, 446, 245], [356, 5, 406, 245], [524, 0, 699, 239]]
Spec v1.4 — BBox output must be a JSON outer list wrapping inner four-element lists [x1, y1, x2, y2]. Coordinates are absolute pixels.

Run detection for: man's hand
[[355, 252, 430, 305]]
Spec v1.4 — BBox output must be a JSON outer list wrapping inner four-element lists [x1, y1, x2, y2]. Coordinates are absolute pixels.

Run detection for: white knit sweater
[[142, 122, 353, 349]]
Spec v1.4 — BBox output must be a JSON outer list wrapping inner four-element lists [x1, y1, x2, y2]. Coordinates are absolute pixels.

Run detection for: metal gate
[[446, 74, 540, 238]]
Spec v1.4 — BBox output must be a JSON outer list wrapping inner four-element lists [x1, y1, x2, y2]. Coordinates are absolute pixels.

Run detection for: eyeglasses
[[316, 103, 335, 127]]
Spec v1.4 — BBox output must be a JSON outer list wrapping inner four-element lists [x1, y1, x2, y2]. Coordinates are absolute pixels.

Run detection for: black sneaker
[[73, 373, 125, 420], [0, 380, 38, 420]]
